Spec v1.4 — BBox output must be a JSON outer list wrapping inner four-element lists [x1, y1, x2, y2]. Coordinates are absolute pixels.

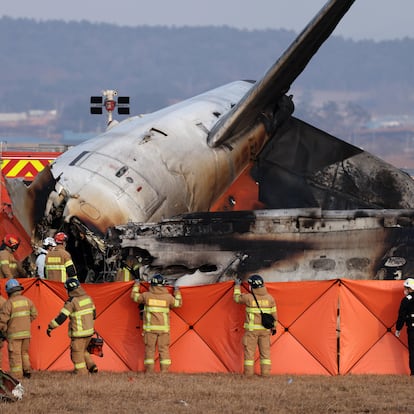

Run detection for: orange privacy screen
[[0, 278, 408, 375]]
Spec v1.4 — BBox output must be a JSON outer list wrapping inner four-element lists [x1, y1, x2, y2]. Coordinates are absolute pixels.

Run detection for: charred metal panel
[[106, 209, 414, 284], [254, 117, 414, 210]]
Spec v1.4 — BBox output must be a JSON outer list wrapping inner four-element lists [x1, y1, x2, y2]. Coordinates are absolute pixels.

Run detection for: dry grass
[[1, 371, 413, 414]]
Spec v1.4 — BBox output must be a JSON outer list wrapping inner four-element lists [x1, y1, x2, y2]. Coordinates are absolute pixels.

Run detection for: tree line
[[0, 16, 413, 135]]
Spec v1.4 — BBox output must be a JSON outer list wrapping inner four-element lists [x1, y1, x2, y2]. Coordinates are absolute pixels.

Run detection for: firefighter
[[115, 255, 141, 282], [46, 278, 98, 375], [395, 277, 414, 375], [35, 237, 56, 279], [0, 286, 6, 370], [131, 274, 182, 373], [0, 279, 38, 379], [45, 232, 77, 282], [0, 234, 26, 279], [233, 274, 277, 376]]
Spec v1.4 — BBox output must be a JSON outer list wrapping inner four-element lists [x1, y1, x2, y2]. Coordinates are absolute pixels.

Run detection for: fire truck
[[0, 145, 65, 259]]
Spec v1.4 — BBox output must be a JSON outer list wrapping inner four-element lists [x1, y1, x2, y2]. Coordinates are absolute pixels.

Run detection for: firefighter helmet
[[3, 234, 20, 251], [54, 232, 68, 244], [404, 278, 414, 290], [64, 278, 80, 292], [5, 279, 23, 295], [43, 237, 56, 247], [247, 274, 264, 289], [150, 274, 166, 286]]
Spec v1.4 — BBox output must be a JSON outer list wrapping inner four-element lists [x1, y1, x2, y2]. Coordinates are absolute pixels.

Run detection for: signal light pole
[[90, 90, 130, 127]]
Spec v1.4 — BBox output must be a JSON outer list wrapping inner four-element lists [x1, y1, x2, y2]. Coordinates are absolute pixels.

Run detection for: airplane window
[[310, 258, 335, 271], [346, 257, 370, 270]]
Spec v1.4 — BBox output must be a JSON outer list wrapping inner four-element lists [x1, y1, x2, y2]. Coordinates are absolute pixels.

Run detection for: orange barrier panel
[[339, 280, 408, 374], [0, 279, 408, 375], [268, 280, 339, 375]]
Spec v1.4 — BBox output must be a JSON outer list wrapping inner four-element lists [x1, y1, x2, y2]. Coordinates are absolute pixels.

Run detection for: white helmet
[[403, 278, 414, 290], [43, 237, 57, 247]]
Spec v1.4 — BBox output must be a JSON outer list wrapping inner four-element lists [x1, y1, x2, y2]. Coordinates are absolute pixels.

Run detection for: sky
[[2, 0, 414, 41]]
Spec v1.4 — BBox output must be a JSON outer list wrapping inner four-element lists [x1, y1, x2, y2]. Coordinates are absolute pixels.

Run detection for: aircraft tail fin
[[207, 0, 355, 147]]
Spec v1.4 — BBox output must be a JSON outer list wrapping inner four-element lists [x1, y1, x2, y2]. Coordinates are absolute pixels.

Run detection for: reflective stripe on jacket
[[45, 245, 75, 282], [50, 287, 95, 338], [0, 293, 38, 339], [234, 285, 277, 331], [0, 249, 24, 278], [115, 265, 140, 282], [131, 284, 182, 332]]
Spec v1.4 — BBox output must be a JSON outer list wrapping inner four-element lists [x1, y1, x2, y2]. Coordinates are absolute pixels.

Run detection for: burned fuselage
[[99, 113, 414, 286], [104, 208, 414, 285]]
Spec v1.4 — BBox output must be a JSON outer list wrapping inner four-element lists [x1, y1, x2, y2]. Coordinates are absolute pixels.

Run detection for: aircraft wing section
[[254, 117, 414, 210], [207, 0, 355, 147]]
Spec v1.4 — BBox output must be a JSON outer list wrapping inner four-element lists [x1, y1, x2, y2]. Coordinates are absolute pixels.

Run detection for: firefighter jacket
[[0, 248, 26, 279], [396, 291, 414, 331], [115, 258, 140, 282], [0, 292, 38, 340], [49, 286, 96, 338], [234, 285, 277, 331], [45, 244, 77, 282], [131, 284, 182, 333], [0, 296, 6, 342]]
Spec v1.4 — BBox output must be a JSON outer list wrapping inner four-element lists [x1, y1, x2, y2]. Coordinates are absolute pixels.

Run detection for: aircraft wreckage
[[6, 0, 414, 285], [106, 208, 414, 286]]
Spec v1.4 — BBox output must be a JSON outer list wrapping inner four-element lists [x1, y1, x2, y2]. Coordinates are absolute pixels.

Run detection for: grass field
[[0, 371, 413, 413]]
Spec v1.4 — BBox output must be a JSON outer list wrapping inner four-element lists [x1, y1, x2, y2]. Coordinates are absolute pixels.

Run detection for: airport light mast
[[90, 89, 130, 127]]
